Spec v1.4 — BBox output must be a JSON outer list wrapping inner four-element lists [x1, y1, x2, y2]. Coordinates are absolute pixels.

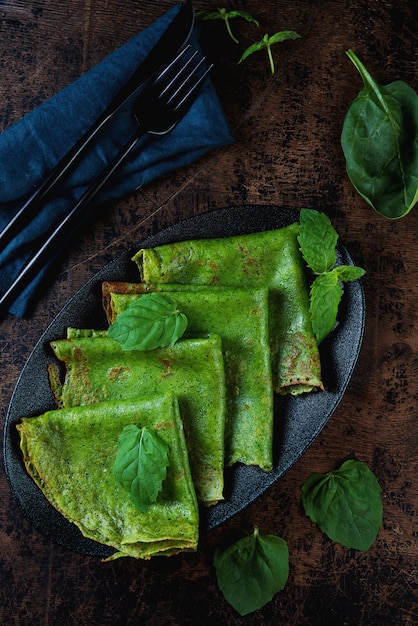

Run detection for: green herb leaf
[[107, 292, 188, 351], [341, 49, 418, 219], [195, 8, 259, 44], [239, 31, 301, 73], [301, 459, 383, 551], [298, 209, 365, 344], [334, 264, 366, 282], [298, 208, 339, 273], [113, 425, 169, 512], [214, 527, 289, 616], [309, 270, 342, 344]]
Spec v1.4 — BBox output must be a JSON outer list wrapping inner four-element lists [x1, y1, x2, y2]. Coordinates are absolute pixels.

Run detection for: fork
[[0, 0, 194, 254], [0, 44, 213, 314]]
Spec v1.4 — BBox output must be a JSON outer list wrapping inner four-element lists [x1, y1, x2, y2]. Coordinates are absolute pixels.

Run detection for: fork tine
[[164, 54, 206, 103], [152, 44, 192, 89], [152, 44, 212, 111], [170, 61, 213, 113], [134, 43, 213, 134]]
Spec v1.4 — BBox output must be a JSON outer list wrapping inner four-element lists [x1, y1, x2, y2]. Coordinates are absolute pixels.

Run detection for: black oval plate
[[3, 205, 365, 558]]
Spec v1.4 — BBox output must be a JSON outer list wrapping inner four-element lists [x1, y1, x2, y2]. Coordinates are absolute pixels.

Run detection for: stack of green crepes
[[17, 223, 323, 559]]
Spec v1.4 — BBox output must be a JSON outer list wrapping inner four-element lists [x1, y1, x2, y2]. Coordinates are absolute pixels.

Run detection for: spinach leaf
[[298, 209, 365, 344], [309, 271, 343, 345], [301, 459, 383, 551], [108, 292, 188, 351], [113, 425, 169, 512], [239, 31, 301, 74], [195, 8, 259, 44], [214, 527, 289, 616], [341, 49, 418, 219], [298, 208, 338, 274]]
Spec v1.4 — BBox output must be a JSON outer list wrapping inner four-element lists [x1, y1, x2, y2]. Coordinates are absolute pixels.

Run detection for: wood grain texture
[[1, 1, 418, 624]]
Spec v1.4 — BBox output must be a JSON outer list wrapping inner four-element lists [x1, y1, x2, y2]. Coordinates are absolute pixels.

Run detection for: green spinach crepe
[[17, 394, 199, 560], [132, 223, 323, 395], [48, 334, 226, 506], [102, 282, 274, 470]]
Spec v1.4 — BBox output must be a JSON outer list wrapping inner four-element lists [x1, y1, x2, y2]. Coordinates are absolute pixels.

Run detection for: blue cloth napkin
[[0, 4, 233, 316]]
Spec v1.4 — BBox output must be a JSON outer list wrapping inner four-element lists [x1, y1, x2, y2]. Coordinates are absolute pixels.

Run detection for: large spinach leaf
[[301, 459, 382, 551], [214, 527, 289, 615], [341, 49, 418, 219]]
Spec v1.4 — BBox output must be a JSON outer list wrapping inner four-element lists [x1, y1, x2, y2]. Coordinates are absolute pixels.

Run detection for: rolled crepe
[[49, 334, 226, 506], [132, 223, 323, 395], [17, 394, 199, 560], [102, 282, 274, 470]]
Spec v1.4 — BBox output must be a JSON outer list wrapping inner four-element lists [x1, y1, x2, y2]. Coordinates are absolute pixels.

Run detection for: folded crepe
[[132, 223, 323, 395], [48, 333, 226, 506], [17, 394, 199, 560], [102, 282, 274, 471]]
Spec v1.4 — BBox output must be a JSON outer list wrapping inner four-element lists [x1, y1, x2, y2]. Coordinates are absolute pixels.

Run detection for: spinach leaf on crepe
[[113, 425, 170, 512], [103, 283, 273, 471], [108, 292, 187, 351], [17, 394, 198, 560], [49, 334, 226, 506]]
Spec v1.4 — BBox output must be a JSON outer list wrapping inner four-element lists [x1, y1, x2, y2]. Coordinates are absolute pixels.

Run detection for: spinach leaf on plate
[[298, 209, 365, 345]]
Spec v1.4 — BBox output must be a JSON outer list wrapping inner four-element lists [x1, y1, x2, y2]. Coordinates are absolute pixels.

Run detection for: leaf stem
[[266, 44, 275, 74], [225, 17, 239, 43]]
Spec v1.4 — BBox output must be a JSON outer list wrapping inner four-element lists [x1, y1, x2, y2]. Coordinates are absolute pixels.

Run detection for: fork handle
[[0, 129, 143, 316]]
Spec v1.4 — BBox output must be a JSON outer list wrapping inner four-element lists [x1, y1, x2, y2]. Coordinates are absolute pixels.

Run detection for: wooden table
[[1, 1, 417, 624]]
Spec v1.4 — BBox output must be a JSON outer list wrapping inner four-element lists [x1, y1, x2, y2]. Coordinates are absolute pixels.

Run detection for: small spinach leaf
[[298, 208, 338, 274], [341, 49, 418, 219], [108, 292, 188, 351], [113, 425, 169, 513], [309, 270, 343, 345], [334, 265, 366, 282], [301, 459, 383, 551], [195, 8, 259, 44], [239, 31, 301, 74], [214, 527, 289, 616]]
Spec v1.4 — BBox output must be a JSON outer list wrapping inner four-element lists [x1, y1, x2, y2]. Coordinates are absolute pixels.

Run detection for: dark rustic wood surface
[[1, 1, 417, 624]]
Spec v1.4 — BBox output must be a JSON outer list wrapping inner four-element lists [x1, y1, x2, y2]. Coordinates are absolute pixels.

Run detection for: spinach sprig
[[298, 209, 365, 345], [239, 31, 301, 74], [195, 8, 259, 44], [341, 49, 418, 219]]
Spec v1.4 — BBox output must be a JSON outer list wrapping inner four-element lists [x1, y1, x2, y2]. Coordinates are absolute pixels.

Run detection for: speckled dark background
[[1, 1, 417, 624]]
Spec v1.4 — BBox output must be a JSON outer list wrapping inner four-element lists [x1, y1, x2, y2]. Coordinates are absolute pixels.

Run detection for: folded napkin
[[0, 3, 233, 317]]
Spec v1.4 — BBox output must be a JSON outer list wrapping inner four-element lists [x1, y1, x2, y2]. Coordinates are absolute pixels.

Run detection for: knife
[[0, 0, 194, 251]]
